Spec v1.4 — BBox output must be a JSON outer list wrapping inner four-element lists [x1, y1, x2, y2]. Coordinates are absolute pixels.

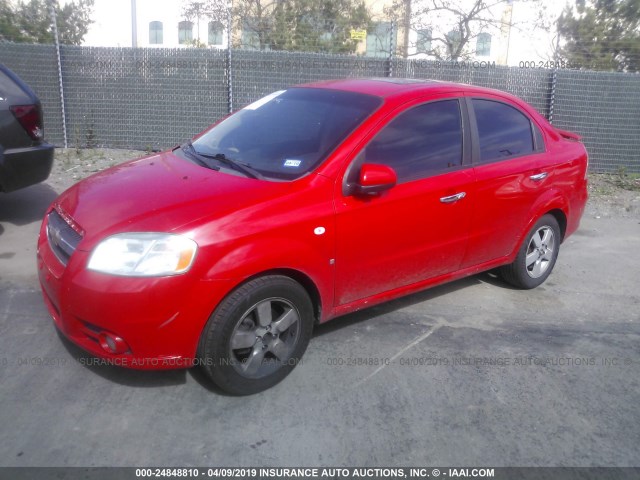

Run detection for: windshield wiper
[[179, 141, 263, 179], [179, 141, 220, 171], [198, 151, 263, 180]]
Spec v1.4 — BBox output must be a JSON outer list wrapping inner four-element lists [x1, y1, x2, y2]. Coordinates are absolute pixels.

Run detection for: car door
[[334, 97, 475, 306], [461, 96, 549, 267]]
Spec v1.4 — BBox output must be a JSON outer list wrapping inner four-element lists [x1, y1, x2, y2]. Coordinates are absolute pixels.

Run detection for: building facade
[[84, 0, 229, 49], [81, 0, 560, 66]]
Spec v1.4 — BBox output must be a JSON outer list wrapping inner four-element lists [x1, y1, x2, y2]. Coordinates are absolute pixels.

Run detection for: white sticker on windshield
[[243, 90, 286, 111], [283, 159, 302, 168]]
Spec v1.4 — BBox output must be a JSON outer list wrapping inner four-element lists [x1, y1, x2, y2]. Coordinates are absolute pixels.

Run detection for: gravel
[[48, 148, 147, 193], [586, 172, 640, 219]]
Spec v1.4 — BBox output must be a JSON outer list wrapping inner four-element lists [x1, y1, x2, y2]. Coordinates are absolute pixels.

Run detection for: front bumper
[[0, 143, 54, 192], [37, 215, 232, 369]]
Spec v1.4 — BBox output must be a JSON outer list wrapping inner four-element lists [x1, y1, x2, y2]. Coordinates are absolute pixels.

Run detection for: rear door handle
[[530, 172, 548, 181], [440, 192, 466, 203]]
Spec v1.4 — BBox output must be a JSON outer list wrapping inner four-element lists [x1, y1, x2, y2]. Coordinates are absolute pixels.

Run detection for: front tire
[[198, 275, 314, 395], [500, 214, 561, 289]]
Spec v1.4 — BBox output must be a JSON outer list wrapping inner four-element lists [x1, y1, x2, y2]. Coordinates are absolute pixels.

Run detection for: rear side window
[[363, 99, 463, 183], [472, 99, 534, 162]]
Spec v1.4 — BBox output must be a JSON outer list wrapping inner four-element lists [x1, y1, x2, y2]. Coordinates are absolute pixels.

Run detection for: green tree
[[182, 0, 227, 23], [235, 0, 371, 53], [0, 0, 94, 45], [0, 2, 17, 41], [558, 0, 640, 71]]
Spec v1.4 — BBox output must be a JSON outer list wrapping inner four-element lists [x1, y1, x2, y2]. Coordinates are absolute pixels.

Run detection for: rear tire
[[198, 275, 313, 395], [500, 214, 561, 289]]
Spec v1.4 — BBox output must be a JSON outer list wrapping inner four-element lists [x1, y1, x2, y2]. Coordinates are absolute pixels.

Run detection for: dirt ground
[[49, 148, 145, 192], [50, 148, 640, 219], [587, 170, 640, 219]]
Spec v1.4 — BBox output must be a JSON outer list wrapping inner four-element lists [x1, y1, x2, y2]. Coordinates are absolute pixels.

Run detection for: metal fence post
[[386, 21, 396, 78], [227, 0, 233, 113], [49, 0, 68, 148], [548, 67, 557, 124]]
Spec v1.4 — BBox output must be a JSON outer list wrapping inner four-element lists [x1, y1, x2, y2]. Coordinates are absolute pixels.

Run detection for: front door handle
[[530, 172, 548, 181], [440, 192, 466, 203]]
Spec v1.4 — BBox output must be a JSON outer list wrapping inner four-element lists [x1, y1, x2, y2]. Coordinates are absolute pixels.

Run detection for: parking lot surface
[[1, 178, 639, 467]]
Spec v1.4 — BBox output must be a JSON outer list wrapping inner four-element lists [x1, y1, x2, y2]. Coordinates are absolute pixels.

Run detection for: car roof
[[298, 77, 515, 101], [297, 77, 545, 121]]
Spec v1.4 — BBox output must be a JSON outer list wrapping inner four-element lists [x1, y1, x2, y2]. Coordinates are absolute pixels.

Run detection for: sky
[[83, 0, 133, 47]]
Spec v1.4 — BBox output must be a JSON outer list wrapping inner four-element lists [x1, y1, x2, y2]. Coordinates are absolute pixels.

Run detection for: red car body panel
[[335, 168, 475, 305], [37, 79, 588, 368]]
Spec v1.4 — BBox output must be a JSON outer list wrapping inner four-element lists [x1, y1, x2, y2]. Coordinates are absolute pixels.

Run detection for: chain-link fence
[[397, 60, 553, 117], [552, 70, 640, 174], [1, 43, 639, 172], [232, 50, 388, 109], [60, 46, 228, 150]]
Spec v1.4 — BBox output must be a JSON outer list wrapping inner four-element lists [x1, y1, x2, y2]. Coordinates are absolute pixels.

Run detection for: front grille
[[47, 210, 82, 265]]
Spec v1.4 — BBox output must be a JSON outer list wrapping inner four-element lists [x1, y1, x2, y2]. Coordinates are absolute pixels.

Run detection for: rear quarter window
[[533, 122, 545, 151]]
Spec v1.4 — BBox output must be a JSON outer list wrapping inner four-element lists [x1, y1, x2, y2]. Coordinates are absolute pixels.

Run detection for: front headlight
[[87, 233, 198, 276]]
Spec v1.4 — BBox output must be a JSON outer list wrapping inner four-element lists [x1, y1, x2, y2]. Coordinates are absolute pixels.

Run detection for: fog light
[[98, 332, 130, 354]]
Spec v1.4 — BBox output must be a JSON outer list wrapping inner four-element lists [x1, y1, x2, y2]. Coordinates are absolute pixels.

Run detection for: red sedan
[[37, 78, 588, 394]]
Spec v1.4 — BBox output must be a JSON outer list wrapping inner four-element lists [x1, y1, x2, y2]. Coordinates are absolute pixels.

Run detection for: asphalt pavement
[[0, 182, 639, 467]]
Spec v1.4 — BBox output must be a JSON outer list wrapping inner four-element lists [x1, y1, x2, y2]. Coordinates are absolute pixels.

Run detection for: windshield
[[192, 87, 381, 180]]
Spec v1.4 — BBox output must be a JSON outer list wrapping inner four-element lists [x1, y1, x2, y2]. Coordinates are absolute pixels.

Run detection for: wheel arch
[[546, 208, 567, 242], [240, 268, 323, 325], [200, 232, 334, 328], [508, 193, 569, 262], [196, 270, 318, 394]]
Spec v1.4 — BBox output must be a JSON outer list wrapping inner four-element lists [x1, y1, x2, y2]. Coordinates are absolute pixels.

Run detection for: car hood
[[54, 150, 288, 249]]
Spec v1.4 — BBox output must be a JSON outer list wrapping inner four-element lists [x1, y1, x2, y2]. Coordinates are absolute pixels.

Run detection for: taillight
[[10, 104, 43, 140]]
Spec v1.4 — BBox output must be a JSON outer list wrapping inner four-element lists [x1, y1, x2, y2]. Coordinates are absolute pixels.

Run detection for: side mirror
[[355, 164, 397, 196]]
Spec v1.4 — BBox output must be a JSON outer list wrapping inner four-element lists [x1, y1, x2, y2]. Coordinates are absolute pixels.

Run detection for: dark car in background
[[0, 64, 54, 193]]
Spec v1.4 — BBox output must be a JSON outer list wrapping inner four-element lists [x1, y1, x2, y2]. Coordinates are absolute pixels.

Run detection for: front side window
[[357, 100, 463, 183], [472, 99, 534, 162], [149, 21, 163, 45], [192, 88, 381, 181], [178, 21, 193, 45]]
